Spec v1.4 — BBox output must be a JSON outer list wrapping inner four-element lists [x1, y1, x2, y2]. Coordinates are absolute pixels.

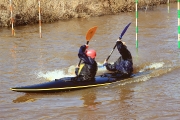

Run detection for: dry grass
[[0, 0, 177, 27]]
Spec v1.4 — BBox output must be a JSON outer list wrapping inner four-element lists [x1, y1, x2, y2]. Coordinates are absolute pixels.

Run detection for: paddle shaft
[[106, 44, 116, 61]]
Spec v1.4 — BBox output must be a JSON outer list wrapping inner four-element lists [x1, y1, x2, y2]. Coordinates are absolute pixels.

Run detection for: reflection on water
[[13, 93, 37, 103], [12, 92, 65, 103], [81, 90, 101, 110]]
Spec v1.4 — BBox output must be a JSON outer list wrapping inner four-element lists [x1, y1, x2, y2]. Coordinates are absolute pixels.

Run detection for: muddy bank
[[0, 0, 176, 27]]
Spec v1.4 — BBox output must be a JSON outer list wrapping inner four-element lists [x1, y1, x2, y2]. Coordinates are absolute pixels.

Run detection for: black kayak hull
[[10, 73, 128, 92]]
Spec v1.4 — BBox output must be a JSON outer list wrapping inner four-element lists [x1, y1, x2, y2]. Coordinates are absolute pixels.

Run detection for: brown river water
[[1, 3, 180, 120]]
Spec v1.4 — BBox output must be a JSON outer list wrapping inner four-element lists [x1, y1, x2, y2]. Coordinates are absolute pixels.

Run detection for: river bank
[[0, 0, 176, 27]]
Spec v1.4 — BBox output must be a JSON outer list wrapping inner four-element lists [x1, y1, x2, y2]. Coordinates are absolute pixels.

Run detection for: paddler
[[103, 38, 133, 77], [75, 44, 97, 81]]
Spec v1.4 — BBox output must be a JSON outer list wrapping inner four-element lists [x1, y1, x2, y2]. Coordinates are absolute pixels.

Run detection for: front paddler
[[75, 44, 97, 81]]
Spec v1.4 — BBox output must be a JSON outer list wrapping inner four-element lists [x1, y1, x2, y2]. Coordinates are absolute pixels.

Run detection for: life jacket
[[77, 62, 97, 81]]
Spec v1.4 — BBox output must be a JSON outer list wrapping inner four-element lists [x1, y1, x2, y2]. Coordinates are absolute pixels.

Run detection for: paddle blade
[[119, 22, 131, 39], [86, 26, 97, 41]]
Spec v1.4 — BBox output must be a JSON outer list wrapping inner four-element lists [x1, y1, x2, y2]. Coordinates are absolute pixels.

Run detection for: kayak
[[10, 23, 134, 93], [10, 73, 129, 93]]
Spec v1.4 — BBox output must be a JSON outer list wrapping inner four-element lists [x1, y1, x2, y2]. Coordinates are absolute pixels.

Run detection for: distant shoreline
[[0, 0, 176, 27]]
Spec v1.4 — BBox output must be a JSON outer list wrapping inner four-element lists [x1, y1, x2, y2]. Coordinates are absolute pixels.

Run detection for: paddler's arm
[[116, 39, 132, 60], [78, 44, 93, 64], [103, 59, 116, 71]]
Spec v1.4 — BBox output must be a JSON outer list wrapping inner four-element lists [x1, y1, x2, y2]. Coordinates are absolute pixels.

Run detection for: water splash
[[139, 62, 165, 72], [116, 62, 175, 86], [37, 68, 75, 81]]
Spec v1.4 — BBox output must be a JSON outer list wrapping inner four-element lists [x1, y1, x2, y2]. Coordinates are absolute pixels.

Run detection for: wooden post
[[38, 0, 42, 38], [167, 0, 170, 13], [10, 0, 15, 36], [178, 0, 180, 48], [136, 0, 138, 48]]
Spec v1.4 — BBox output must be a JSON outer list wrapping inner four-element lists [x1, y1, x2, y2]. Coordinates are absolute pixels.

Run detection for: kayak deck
[[10, 73, 128, 92]]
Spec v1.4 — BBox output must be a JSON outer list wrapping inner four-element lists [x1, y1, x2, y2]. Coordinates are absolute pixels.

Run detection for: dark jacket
[[75, 45, 97, 81], [104, 41, 133, 76]]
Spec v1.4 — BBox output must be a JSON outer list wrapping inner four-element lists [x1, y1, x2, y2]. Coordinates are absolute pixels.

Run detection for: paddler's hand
[[103, 59, 108, 66], [117, 39, 126, 46], [117, 38, 121, 42], [85, 44, 89, 49], [104, 59, 108, 64]]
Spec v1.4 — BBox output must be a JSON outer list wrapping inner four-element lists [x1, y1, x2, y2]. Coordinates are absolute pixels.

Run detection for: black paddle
[[105, 22, 131, 62], [78, 26, 97, 67]]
